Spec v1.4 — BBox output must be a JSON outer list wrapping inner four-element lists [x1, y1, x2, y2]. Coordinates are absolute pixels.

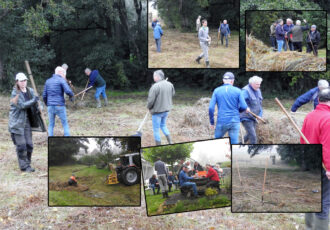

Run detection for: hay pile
[[49, 182, 89, 192], [179, 97, 214, 138], [254, 113, 303, 144], [246, 35, 326, 71]]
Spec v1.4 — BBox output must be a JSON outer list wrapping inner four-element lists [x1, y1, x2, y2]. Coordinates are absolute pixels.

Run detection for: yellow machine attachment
[[106, 163, 119, 185]]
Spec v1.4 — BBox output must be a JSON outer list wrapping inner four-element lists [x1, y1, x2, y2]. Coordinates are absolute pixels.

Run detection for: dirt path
[[148, 29, 239, 68]]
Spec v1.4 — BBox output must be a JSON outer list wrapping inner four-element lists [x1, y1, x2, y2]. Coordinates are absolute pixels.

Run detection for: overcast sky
[[190, 138, 231, 165]]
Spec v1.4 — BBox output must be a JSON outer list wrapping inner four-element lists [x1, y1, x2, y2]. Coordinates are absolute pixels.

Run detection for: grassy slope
[[49, 165, 140, 206], [148, 29, 239, 68]]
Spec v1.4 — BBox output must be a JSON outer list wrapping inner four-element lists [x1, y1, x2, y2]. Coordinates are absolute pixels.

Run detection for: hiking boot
[[24, 167, 35, 173], [305, 213, 314, 230], [195, 56, 202, 64], [155, 140, 161, 146], [206, 61, 210, 68], [166, 135, 172, 144], [314, 216, 329, 230], [96, 99, 101, 108], [104, 97, 108, 106]]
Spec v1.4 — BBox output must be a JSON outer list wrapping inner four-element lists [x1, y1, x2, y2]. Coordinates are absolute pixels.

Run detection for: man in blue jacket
[[240, 76, 263, 144], [43, 66, 74, 136], [275, 19, 285, 52], [291, 79, 329, 113], [283, 18, 294, 51], [219, 20, 230, 47], [85, 68, 108, 108], [179, 166, 199, 198], [209, 72, 249, 144], [153, 22, 163, 53]]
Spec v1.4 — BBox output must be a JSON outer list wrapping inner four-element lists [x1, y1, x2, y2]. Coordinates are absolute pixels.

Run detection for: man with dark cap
[[301, 88, 330, 230], [209, 72, 249, 144], [154, 157, 170, 198], [147, 70, 175, 145]]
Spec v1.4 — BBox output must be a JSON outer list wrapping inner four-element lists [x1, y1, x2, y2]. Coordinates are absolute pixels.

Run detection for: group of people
[[270, 18, 321, 55], [150, 158, 222, 199], [195, 18, 231, 68], [9, 66, 108, 172]]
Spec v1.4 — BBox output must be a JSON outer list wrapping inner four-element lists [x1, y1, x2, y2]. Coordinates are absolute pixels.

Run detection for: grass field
[[145, 189, 231, 216], [232, 167, 321, 212], [148, 28, 239, 68], [49, 164, 140, 206], [0, 89, 323, 229]]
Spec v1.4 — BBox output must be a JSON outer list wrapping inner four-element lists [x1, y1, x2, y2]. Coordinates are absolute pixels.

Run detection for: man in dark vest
[[240, 76, 263, 144]]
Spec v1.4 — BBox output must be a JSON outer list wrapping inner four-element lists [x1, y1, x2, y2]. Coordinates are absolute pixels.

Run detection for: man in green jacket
[[147, 70, 175, 145]]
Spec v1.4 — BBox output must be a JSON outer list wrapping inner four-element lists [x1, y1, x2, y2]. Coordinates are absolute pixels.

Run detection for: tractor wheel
[[122, 167, 140, 186]]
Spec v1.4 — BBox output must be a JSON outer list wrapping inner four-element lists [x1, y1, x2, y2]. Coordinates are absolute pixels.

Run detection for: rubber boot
[[166, 191, 171, 198], [195, 56, 202, 64], [206, 61, 210, 68], [313, 216, 329, 230], [155, 140, 161, 146], [96, 98, 101, 108], [166, 135, 172, 144], [104, 97, 108, 106], [305, 213, 314, 230]]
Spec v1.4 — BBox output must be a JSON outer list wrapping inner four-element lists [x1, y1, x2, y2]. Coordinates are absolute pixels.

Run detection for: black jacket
[[306, 30, 320, 45]]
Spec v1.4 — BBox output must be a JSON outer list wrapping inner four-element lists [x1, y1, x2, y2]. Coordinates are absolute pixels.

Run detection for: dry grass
[[148, 29, 239, 68], [0, 91, 319, 229], [246, 34, 326, 71], [232, 166, 321, 212]]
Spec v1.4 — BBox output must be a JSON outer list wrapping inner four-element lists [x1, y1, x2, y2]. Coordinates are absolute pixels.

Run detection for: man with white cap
[[306, 25, 320, 56], [43, 66, 74, 136], [9, 73, 42, 172], [291, 79, 329, 113], [209, 72, 249, 144]]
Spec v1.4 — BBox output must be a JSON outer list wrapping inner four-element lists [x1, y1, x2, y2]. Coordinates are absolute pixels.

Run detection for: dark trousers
[[293, 42, 302, 52], [10, 122, 33, 170], [206, 180, 220, 191], [220, 33, 228, 47], [168, 183, 173, 192], [150, 184, 160, 194], [270, 36, 277, 50], [307, 43, 318, 56], [242, 120, 257, 144], [317, 169, 330, 219], [68, 179, 77, 186]]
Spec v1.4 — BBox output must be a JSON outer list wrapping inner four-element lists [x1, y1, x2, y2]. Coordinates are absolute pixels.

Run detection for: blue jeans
[[152, 112, 170, 142], [47, 106, 70, 136], [221, 33, 228, 47], [316, 169, 330, 219], [242, 120, 257, 144], [181, 182, 197, 195], [95, 85, 107, 100], [155, 38, 161, 52], [215, 122, 240, 144], [150, 184, 160, 194], [277, 40, 284, 52]]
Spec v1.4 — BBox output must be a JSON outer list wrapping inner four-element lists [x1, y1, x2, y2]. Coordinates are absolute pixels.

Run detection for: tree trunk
[[133, 0, 142, 33], [0, 56, 6, 82]]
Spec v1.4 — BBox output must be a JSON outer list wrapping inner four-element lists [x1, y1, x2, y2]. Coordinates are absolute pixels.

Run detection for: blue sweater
[[219, 23, 230, 35], [87, 70, 106, 88], [275, 25, 285, 40], [283, 24, 294, 33], [179, 170, 193, 186], [43, 74, 73, 106], [209, 84, 248, 125], [291, 87, 319, 112], [153, 24, 163, 39]]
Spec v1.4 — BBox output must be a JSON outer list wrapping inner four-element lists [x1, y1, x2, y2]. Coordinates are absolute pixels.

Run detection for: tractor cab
[[114, 153, 141, 186]]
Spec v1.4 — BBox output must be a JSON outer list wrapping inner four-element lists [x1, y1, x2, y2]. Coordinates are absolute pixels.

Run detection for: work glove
[[69, 96, 75, 102]]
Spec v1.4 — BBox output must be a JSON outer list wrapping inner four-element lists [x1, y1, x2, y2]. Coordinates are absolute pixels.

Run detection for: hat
[[311, 25, 316, 29], [15, 73, 28, 81], [223, 72, 235, 80]]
